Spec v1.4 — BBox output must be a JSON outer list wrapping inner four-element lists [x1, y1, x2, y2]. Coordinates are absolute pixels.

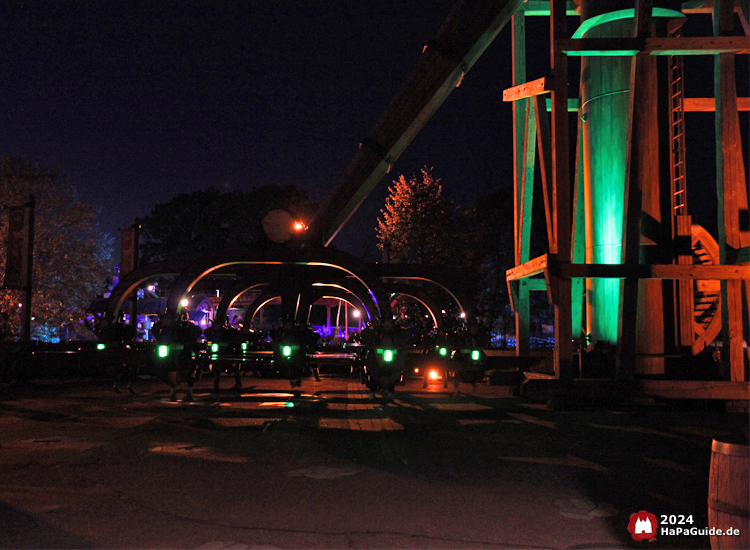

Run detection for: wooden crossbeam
[[558, 36, 750, 56], [503, 77, 550, 101], [639, 380, 750, 400], [506, 254, 548, 281], [684, 97, 750, 111], [522, 1, 578, 16], [508, 259, 749, 280], [534, 94, 555, 251]]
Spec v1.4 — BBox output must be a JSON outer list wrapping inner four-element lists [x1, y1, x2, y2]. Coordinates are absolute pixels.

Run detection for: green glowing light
[[471, 350, 480, 361], [211, 343, 219, 353], [282, 345, 292, 357], [284, 401, 295, 408], [383, 349, 394, 362], [97, 343, 106, 350], [241, 343, 247, 351], [158, 345, 169, 358], [439, 347, 447, 356]]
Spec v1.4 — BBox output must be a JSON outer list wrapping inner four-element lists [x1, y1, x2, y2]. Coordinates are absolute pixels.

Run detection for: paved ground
[[0, 373, 746, 549]]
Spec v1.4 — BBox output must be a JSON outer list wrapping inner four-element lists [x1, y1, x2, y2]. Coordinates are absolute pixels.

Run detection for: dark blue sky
[[0, 1, 746, 261]]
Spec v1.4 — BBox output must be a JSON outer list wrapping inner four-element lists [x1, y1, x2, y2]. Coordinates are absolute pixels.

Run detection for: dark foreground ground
[[0, 374, 746, 550]]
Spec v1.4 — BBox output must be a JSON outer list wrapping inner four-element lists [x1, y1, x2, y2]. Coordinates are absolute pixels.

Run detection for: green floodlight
[[97, 343, 106, 350], [383, 349, 394, 362], [282, 345, 292, 357], [158, 345, 169, 358], [471, 350, 480, 361], [211, 343, 219, 353], [439, 347, 447, 356]]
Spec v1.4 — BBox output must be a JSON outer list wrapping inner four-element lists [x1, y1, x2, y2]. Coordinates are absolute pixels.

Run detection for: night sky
[[0, 1, 746, 263]]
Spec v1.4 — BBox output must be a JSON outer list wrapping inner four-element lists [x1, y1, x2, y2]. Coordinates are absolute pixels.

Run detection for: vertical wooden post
[[676, 215, 694, 349], [571, 115, 585, 350], [512, 9, 531, 357], [550, 0, 574, 379], [714, 0, 749, 381], [617, 0, 653, 379]]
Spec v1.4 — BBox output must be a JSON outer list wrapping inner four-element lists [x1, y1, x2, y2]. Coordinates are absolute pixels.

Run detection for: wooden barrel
[[709, 440, 749, 550]]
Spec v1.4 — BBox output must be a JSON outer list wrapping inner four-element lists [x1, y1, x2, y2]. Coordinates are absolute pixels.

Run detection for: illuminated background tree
[[0, 157, 113, 342]]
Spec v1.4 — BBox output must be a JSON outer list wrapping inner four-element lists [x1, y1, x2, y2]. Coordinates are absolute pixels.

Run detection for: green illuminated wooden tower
[[504, 0, 748, 400]]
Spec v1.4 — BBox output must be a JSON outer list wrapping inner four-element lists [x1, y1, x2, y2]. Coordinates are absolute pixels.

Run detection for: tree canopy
[[0, 156, 113, 342], [376, 167, 459, 265], [139, 185, 315, 263]]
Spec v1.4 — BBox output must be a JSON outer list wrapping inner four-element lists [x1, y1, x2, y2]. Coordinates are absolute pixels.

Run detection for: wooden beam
[[676, 216, 695, 348], [503, 77, 551, 101], [639, 380, 750, 400], [571, 113, 585, 348], [310, 0, 525, 246], [518, 98, 537, 264], [684, 97, 750, 111], [558, 36, 750, 56], [506, 254, 549, 281], [522, 1, 578, 16], [649, 264, 749, 279], [512, 11, 531, 357], [617, 0, 654, 380], [559, 263, 749, 279], [550, 0, 574, 380], [527, 278, 548, 291], [545, 97, 581, 111], [715, 0, 749, 382], [534, 94, 556, 251]]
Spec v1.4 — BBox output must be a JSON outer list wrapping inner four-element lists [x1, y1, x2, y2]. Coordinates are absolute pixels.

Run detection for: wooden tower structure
[[504, 0, 749, 400], [302, 0, 747, 401]]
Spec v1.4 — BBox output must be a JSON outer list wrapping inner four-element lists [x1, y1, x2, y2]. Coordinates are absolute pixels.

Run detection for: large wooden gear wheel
[[691, 224, 722, 354]]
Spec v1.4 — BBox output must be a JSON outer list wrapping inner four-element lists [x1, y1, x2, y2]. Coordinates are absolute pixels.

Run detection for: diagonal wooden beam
[[533, 94, 555, 251], [310, 0, 525, 246]]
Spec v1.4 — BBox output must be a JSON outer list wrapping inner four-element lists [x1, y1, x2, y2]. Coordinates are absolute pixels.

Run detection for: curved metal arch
[[164, 247, 389, 320], [374, 264, 474, 322], [245, 289, 283, 326], [384, 282, 443, 330], [103, 261, 191, 323], [213, 281, 272, 329], [309, 283, 374, 323]]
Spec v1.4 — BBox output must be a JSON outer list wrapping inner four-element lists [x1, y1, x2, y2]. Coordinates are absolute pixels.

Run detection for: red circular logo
[[627, 510, 658, 541]]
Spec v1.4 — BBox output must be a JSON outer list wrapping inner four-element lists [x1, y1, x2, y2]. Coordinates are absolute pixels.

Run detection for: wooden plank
[[519, 98, 537, 264], [650, 264, 749, 279], [551, 0, 574, 380], [617, 0, 653, 380], [558, 36, 750, 56], [684, 97, 750, 111], [559, 263, 749, 279], [503, 77, 550, 101], [534, 94, 556, 251], [512, 11, 531, 358], [639, 380, 750, 400], [506, 254, 549, 281]]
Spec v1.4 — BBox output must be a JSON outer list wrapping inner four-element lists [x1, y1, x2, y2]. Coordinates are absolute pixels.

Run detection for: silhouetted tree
[[0, 156, 113, 341], [139, 185, 315, 262]]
